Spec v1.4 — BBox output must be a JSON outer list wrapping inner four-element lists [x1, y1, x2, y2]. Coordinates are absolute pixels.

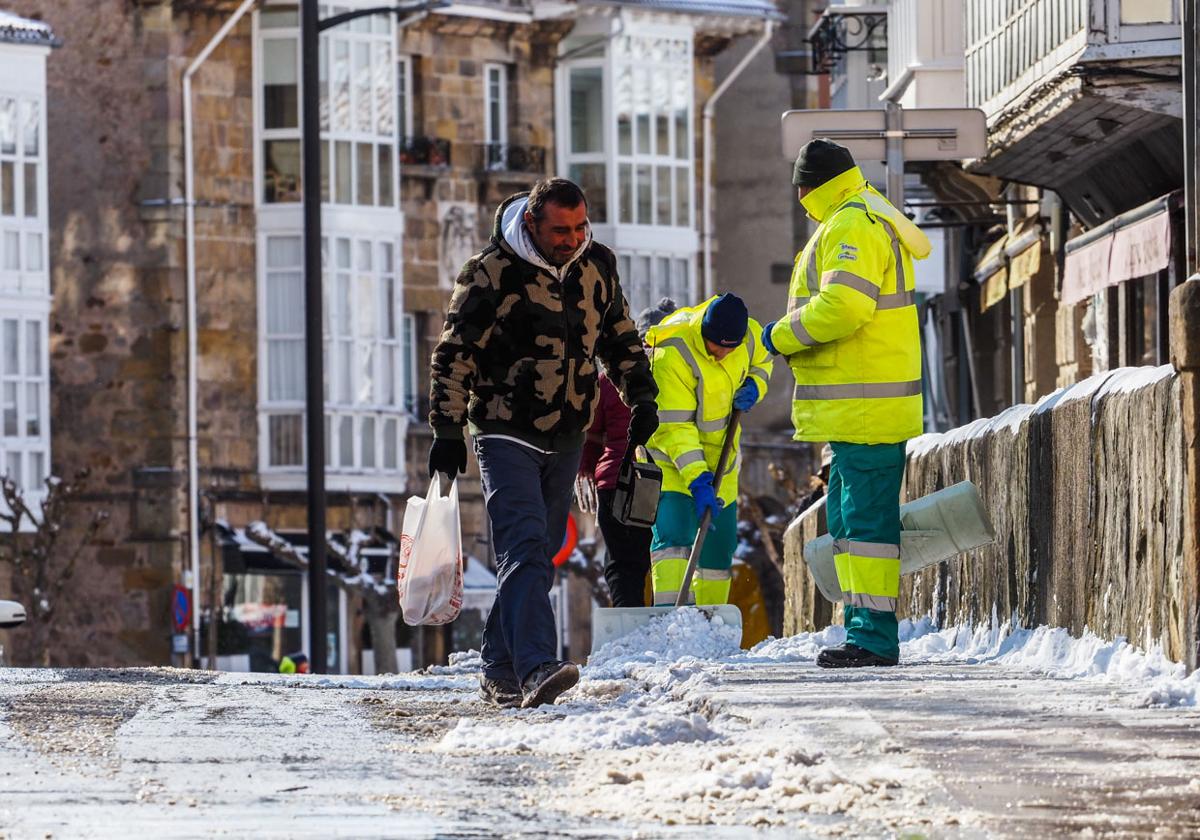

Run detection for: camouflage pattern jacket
[[429, 192, 656, 452]]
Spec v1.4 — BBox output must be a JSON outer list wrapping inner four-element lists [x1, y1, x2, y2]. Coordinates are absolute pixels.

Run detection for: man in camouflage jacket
[[428, 178, 658, 708]]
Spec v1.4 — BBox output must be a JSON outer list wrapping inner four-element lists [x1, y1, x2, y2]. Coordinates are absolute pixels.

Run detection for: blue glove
[[761, 321, 779, 355], [688, 471, 724, 525], [733, 379, 759, 411]]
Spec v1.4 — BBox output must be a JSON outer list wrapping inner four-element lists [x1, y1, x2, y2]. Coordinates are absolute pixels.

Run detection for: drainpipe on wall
[[183, 0, 260, 667], [701, 20, 776, 300]]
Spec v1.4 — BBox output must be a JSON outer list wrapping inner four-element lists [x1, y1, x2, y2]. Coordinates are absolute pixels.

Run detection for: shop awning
[[974, 218, 1045, 313], [1062, 194, 1174, 306]]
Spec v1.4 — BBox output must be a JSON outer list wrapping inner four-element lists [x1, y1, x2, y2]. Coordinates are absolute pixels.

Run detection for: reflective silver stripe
[[654, 590, 682, 605], [877, 290, 915, 310], [793, 380, 922, 400], [646, 447, 672, 465], [658, 409, 697, 423], [788, 295, 811, 311], [806, 233, 821, 294], [846, 540, 900, 560], [697, 568, 732, 581], [651, 548, 688, 564], [788, 311, 823, 347], [822, 270, 879, 301], [745, 326, 757, 363], [846, 593, 898, 611], [833, 539, 850, 555], [696, 416, 729, 433], [675, 449, 707, 469], [749, 366, 770, 382], [880, 214, 908, 298]]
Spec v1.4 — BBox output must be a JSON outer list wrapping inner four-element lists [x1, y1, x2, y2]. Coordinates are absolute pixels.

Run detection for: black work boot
[[478, 674, 523, 708], [817, 643, 899, 669], [520, 660, 580, 708]]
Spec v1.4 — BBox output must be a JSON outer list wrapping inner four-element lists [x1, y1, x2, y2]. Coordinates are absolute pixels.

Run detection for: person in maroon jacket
[[579, 298, 677, 607]]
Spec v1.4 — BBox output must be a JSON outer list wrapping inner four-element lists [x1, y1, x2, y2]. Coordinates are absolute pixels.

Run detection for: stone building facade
[[0, 0, 776, 670]]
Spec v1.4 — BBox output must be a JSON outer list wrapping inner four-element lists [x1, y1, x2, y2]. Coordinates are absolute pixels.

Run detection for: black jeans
[[597, 488, 652, 608]]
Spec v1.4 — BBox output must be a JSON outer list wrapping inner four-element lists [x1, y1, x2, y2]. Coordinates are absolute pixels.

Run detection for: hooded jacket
[[429, 192, 656, 451], [765, 166, 929, 444]]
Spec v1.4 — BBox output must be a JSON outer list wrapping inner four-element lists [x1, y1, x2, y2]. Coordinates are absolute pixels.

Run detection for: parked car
[[0, 600, 27, 629]]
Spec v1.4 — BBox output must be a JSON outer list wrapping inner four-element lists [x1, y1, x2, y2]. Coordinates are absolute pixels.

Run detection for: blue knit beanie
[[701, 293, 748, 348]]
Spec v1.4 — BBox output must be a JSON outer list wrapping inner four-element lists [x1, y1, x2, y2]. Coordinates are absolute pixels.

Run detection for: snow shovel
[[589, 411, 743, 656], [802, 480, 996, 604]]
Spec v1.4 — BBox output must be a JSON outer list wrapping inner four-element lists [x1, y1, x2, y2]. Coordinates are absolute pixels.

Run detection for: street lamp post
[[301, 0, 445, 674]]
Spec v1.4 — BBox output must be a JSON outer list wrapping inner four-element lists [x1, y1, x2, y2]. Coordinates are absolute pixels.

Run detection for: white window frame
[[401, 312, 420, 417], [1108, 0, 1181, 42], [0, 42, 51, 523], [397, 53, 414, 140], [556, 15, 699, 310], [253, 3, 407, 494], [482, 61, 506, 150]]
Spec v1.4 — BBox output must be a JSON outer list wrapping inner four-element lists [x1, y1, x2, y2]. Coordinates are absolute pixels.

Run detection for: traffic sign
[[171, 584, 192, 633], [781, 107, 987, 162]]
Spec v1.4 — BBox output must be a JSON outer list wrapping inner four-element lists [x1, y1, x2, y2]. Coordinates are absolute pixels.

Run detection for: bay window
[[559, 21, 698, 310], [256, 3, 406, 491]]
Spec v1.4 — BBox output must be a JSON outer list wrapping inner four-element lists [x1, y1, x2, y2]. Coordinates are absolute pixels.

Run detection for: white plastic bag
[[397, 475, 464, 626]]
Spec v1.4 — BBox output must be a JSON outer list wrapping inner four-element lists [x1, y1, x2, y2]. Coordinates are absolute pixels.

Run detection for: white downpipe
[[701, 20, 775, 299], [183, 0, 258, 664]]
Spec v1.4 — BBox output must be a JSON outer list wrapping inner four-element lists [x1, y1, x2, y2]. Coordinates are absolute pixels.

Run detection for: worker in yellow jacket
[[644, 293, 773, 606], [761, 139, 929, 668]]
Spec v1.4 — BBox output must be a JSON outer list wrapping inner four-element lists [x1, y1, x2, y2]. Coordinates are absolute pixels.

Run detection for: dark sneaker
[[478, 674, 523, 708], [520, 660, 580, 708], [817, 643, 899, 669]]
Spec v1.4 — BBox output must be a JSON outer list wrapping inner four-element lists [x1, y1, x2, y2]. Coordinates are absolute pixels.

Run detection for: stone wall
[[783, 365, 1195, 667]]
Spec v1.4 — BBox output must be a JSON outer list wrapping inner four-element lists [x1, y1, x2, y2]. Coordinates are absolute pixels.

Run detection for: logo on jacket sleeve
[[837, 242, 859, 262]]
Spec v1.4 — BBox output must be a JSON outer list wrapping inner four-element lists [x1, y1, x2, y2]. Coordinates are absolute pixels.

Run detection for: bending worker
[[761, 139, 929, 669], [644, 293, 772, 606]]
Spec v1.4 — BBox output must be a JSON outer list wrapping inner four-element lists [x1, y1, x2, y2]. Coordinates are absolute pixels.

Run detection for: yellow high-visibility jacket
[[644, 299, 773, 506], [766, 166, 929, 444]]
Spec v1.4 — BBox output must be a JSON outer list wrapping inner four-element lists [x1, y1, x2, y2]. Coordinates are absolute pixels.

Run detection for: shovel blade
[[588, 604, 743, 657]]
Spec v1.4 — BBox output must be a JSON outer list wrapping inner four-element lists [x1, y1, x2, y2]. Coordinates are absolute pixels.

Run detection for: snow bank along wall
[[784, 363, 1198, 668]]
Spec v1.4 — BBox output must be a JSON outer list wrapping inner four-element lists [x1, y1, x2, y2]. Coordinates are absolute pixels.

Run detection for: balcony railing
[[400, 136, 451, 168], [479, 142, 547, 174]]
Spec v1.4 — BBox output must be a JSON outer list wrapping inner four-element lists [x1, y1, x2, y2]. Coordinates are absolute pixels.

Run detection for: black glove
[[627, 402, 659, 448], [428, 438, 467, 480]]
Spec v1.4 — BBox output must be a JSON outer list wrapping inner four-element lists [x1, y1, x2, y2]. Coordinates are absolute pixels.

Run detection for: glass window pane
[[336, 273, 351, 334], [487, 66, 505, 146], [568, 163, 606, 225], [616, 65, 632, 156], [382, 347, 396, 405], [377, 143, 394, 206], [354, 42, 372, 133], [25, 383, 39, 437], [635, 68, 651, 155], [636, 165, 652, 225], [383, 417, 398, 469], [381, 276, 396, 339], [339, 415, 354, 466], [656, 166, 671, 225], [21, 100, 38, 157], [653, 70, 669, 156], [336, 238, 351, 270], [263, 140, 301, 203], [675, 166, 690, 228], [373, 41, 394, 135], [356, 143, 375, 205], [319, 38, 329, 133], [335, 141, 352, 204], [260, 8, 299, 27], [3, 319, 16, 376], [25, 321, 40, 376], [262, 38, 299, 130], [356, 240, 372, 272], [672, 258, 690, 303], [569, 67, 603, 154], [267, 271, 304, 334], [28, 451, 43, 488], [397, 58, 410, 137], [321, 139, 330, 202], [325, 414, 332, 467], [632, 255, 651, 315], [267, 235, 303, 268], [268, 414, 304, 467], [5, 451, 19, 484], [24, 232, 41, 272], [379, 241, 394, 274], [3, 231, 18, 271], [0, 99, 15, 154], [674, 71, 690, 159], [1121, 0, 1174, 23], [655, 257, 671, 302], [619, 163, 633, 224], [358, 341, 375, 404], [361, 416, 376, 468], [268, 339, 305, 401], [338, 340, 352, 402], [333, 40, 351, 131], [1, 162, 13, 215], [23, 163, 37, 218]]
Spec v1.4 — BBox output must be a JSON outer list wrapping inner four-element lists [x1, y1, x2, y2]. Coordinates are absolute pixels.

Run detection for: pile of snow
[[586, 607, 743, 680], [425, 648, 483, 676], [214, 670, 470, 692]]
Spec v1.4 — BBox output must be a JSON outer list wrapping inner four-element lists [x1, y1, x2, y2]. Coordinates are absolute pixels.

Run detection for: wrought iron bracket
[[808, 10, 887, 75]]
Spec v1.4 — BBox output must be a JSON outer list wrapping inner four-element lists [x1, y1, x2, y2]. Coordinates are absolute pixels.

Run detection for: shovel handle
[[674, 410, 741, 608]]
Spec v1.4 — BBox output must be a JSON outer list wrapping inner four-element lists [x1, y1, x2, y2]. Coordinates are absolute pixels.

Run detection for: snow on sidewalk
[[425, 608, 1200, 833]]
